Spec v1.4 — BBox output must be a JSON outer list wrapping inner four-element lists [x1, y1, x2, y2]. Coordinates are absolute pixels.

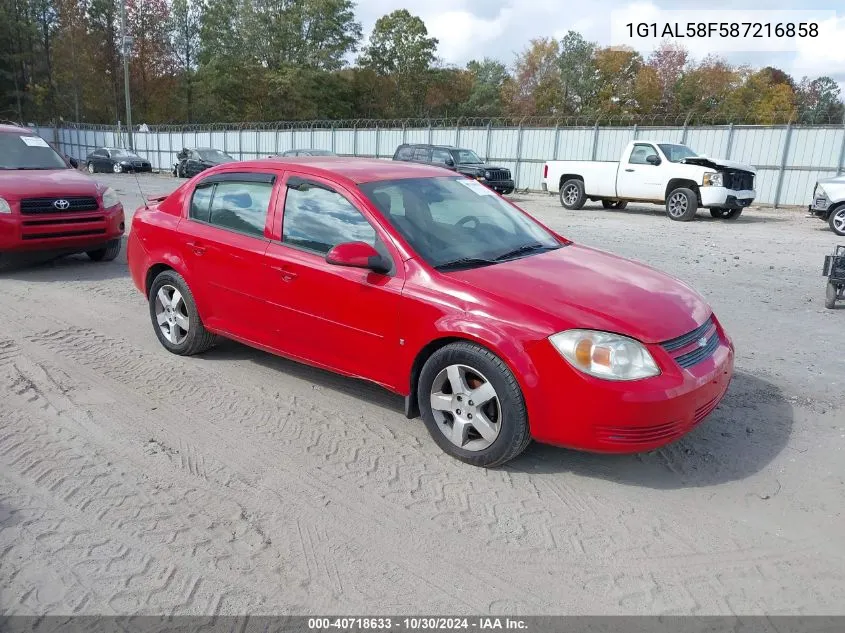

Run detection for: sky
[[354, 0, 845, 94]]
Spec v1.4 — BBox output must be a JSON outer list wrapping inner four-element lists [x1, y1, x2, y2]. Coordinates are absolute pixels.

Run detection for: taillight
[[543, 164, 548, 178]]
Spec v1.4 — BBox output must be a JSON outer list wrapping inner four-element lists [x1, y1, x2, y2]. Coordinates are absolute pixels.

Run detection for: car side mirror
[[445, 158, 455, 167], [646, 154, 661, 165], [67, 156, 79, 169], [325, 241, 390, 274]]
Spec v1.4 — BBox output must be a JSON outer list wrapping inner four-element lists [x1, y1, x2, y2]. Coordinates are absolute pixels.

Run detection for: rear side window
[[208, 181, 273, 237], [395, 146, 414, 160], [282, 184, 376, 254], [190, 185, 213, 222]]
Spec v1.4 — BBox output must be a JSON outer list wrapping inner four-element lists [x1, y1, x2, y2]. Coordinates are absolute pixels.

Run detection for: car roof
[[398, 143, 456, 150], [231, 157, 454, 184], [0, 124, 33, 134]]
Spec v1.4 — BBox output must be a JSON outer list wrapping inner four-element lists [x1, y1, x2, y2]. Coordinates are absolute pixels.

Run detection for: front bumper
[[0, 204, 125, 253], [480, 178, 515, 194], [700, 187, 755, 208], [526, 326, 735, 453], [809, 196, 831, 218]]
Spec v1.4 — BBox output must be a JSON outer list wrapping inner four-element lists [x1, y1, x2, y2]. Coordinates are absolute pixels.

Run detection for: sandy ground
[[0, 172, 843, 616]]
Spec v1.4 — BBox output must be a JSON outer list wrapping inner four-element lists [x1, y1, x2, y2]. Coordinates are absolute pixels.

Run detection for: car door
[[617, 143, 664, 201], [177, 170, 279, 346], [431, 147, 456, 171], [412, 147, 432, 165], [93, 149, 109, 170], [263, 172, 405, 387]]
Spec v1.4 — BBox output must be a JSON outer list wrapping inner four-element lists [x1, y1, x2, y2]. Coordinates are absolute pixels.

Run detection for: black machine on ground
[[823, 245, 845, 309]]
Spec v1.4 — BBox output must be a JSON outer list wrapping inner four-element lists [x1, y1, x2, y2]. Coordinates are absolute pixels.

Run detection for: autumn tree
[[646, 41, 687, 114], [796, 77, 844, 123], [674, 55, 740, 120], [503, 38, 561, 116], [593, 46, 643, 115]]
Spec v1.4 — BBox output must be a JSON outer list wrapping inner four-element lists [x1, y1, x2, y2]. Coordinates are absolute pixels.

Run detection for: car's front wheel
[[148, 270, 217, 355], [112, 162, 123, 174], [86, 239, 122, 262], [418, 342, 531, 467], [87, 162, 96, 174], [828, 205, 845, 236], [666, 188, 698, 221]]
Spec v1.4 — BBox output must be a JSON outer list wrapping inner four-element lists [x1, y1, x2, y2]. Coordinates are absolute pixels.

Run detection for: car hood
[[0, 168, 101, 200], [682, 156, 756, 173], [447, 244, 711, 344], [818, 174, 845, 186], [458, 164, 509, 173]]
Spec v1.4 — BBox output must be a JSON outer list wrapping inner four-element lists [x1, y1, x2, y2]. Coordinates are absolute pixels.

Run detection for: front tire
[[828, 205, 845, 236], [87, 162, 96, 174], [148, 270, 217, 356], [86, 239, 122, 262], [710, 208, 742, 220], [666, 188, 698, 221], [559, 179, 586, 210], [417, 342, 531, 468], [112, 162, 123, 174]]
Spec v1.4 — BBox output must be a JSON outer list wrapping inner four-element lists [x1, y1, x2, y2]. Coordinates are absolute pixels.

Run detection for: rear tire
[[828, 205, 845, 236], [112, 162, 122, 174], [559, 179, 586, 210], [601, 200, 628, 210], [149, 270, 217, 356], [710, 208, 742, 220], [826, 282, 839, 309], [417, 342, 531, 468], [666, 188, 698, 221], [86, 239, 122, 262]]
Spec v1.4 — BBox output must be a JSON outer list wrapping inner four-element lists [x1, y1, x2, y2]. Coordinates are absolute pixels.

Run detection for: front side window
[[205, 181, 273, 237], [361, 177, 560, 269], [658, 144, 697, 163], [396, 146, 414, 160], [282, 183, 376, 254], [629, 144, 659, 165], [455, 150, 483, 164], [431, 148, 452, 164]]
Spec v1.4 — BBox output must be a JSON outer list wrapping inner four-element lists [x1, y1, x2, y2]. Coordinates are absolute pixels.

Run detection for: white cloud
[[426, 9, 513, 64]]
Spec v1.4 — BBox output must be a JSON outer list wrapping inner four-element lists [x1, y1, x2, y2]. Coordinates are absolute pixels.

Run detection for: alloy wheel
[[154, 284, 190, 345], [429, 364, 502, 451], [563, 184, 579, 206], [668, 192, 688, 218], [833, 208, 845, 234]]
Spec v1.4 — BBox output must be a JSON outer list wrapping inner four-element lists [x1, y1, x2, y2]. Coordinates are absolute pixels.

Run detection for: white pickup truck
[[541, 140, 756, 222]]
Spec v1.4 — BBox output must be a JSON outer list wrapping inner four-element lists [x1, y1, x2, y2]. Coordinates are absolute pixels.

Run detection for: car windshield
[[198, 149, 232, 162], [0, 133, 68, 170], [455, 150, 483, 164], [658, 144, 698, 163], [109, 149, 139, 159], [360, 177, 562, 270]]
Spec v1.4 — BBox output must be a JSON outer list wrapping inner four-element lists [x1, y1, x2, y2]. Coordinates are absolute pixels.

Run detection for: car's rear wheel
[[666, 188, 698, 221], [710, 208, 742, 220], [87, 162, 96, 174], [112, 162, 122, 174], [86, 239, 122, 262], [601, 200, 628, 210], [828, 205, 845, 236], [559, 179, 586, 210], [149, 270, 217, 356], [417, 342, 531, 467]]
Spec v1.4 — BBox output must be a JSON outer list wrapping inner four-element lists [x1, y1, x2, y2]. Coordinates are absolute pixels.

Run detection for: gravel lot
[[1, 171, 843, 616]]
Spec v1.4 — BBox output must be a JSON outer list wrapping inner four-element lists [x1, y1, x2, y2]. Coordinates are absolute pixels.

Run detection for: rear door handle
[[186, 241, 207, 255], [271, 265, 298, 282]]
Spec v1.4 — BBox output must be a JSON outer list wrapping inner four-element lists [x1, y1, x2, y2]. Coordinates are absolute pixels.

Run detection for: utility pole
[[120, 0, 134, 150]]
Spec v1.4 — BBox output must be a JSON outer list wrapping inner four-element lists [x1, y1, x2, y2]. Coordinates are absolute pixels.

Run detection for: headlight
[[549, 329, 660, 381], [703, 172, 723, 187], [816, 184, 826, 198], [0, 197, 11, 214], [101, 187, 120, 209]]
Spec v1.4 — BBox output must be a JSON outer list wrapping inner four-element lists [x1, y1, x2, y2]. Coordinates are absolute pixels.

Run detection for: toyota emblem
[[697, 337, 708, 348], [53, 199, 70, 210]]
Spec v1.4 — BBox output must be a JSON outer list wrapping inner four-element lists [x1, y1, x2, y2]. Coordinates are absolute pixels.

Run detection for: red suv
[[0, 125, 125, 267], [128, 157, 734, 467]]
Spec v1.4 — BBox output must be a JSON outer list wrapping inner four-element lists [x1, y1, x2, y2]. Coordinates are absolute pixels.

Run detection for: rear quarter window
[[395, 146, 414, 161]]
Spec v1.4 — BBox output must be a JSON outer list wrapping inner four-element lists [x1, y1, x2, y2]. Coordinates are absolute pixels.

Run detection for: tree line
[[2, 0, 843, 126]]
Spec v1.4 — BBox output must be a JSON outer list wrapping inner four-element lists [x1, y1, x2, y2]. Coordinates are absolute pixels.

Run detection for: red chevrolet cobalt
[[128, 158, 734, 467]]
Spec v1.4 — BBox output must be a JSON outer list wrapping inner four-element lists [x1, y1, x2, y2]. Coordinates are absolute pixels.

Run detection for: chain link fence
[[35, 111, 845, 207]]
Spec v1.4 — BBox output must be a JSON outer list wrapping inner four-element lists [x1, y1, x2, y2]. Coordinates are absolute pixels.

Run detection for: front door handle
[[271, 265, 298, 282], [624, 168, 635, 172]]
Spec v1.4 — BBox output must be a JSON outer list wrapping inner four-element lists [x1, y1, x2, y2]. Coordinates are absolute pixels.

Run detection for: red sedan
[[0, 124, 125, 266], [127, 157, 734, 467]]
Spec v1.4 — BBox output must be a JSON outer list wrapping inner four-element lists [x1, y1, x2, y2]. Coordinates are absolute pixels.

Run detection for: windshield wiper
[[494, 243, 558, 261], [435, 256, 497, 271]]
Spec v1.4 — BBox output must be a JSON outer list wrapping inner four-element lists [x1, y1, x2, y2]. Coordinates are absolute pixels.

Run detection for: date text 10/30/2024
[[626, 22, 818, 38], [307, 618, 528, 630]]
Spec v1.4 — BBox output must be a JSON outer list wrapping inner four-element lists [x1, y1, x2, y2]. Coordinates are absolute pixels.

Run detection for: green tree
[[464, 58, 508, 117], [557, 31, 597, 114], [646, 41, 688, 114], [170, 0, 203, 120], [796, 76, 844, 123], [358, 9, 437, 76]]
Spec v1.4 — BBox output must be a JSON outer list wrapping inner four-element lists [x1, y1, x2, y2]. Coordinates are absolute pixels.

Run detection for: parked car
[[393, 144, 515, 195], [173, 147, 236, 178], [808, 175, 845, 236], [0, 124, 124, 267], [128, 156, 733, 467], [275, 149, 337, 157], [85, 147, 152, 174], [541, 141, 757, 221]]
